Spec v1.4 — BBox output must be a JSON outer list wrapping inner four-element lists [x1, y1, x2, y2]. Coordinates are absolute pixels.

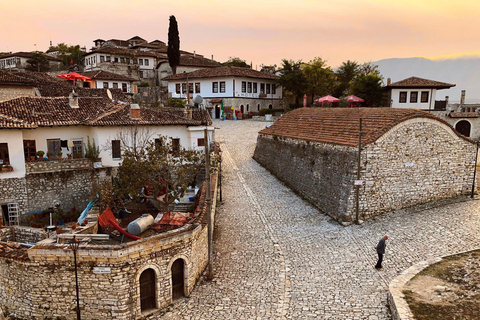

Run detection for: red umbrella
[[317, 95, 339, 107], [347, 95, 365, 103], [56, 72, 92, 82], [303, 94, 307, 108]]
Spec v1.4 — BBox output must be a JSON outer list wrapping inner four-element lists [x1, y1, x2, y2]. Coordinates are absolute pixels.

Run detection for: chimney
[[183, 106, 192, 119], [69, 91, 79, 108], [211, 54, 214, 60], [460, 90, 466, 105], [130, 104, 141, 119], [387, 78, 391, 85], [445, 96, 449, 105], [194, 50, 196, 57]]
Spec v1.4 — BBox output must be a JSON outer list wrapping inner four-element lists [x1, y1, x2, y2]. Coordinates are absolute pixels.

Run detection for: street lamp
[[69, 235, 81, 320]]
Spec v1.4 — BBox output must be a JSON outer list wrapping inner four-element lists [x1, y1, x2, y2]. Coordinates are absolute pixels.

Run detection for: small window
[[155, 138, 162, 150], [120, 57, 125, 63], [106, 56, 111, 62], [114, 57, 119, 63], [399, 91, 407, 103], [197, 138, 205, 147], [266, 84, 271, 94], [246, 104, 249, 112], [195, 83, 200, 94], [257, 104, 260, 111], [100, 56, 105, 62], [72, 140, 83, 158], [212, 82, 218, 93], [410, 91, 418, 103], [272, 84, 276, 94], [172, 138, 180, 155], [253, 82, 257, 93], [247, 82, 252, 93], [269, 104, 273, 109], [182, 83, 186, 94], [144, 59, 149, 66], [188, 83, 193, 94], [0, 143, 10, 165], [113, 83, 118, 89], [220, 81, 226, 93], [103, 82, 109, 89], [175, 84, 181, 94], [421, 91, 429, 103], [122, 83, 127, 92], [139, 59, 143, 66], [260, 83, 265, 94], [23, 140, 36, 160], [112, 140, 121, 159], [242, 81, 246, 93]]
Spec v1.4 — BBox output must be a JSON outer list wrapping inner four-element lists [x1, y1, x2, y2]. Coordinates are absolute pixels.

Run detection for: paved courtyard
[[161, 119, 480, 320]]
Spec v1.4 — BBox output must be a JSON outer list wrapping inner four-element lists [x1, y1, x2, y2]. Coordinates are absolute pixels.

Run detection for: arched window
[[139, 269, 156, 311], [240, 105, 245, 114], [269, 104, 273, 110], [246, 104, 249, 112], [455, 120, 471, 137], [257, 104, 260, 111]]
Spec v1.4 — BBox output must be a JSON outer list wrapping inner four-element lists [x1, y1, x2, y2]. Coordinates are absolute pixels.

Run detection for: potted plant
[[36, 150, 45, 160], [47, 152, 54, 160], [57, 151, 63, 160], [74, 152, 81, 159], [30, 155, 36, 162], [67, 153, 72, 160], [3, 165, 13, 172]]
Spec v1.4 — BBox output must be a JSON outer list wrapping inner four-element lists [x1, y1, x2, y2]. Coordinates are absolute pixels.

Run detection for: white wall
[[391, 88, 436, 109], [94, 80, 131, 92], [0, 130, 25, 178]]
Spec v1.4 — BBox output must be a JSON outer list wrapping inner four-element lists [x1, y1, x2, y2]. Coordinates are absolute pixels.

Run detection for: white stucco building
[[165, 66, 283, 119], [0, 52, 63, 71], [80, 70, 137, 93]]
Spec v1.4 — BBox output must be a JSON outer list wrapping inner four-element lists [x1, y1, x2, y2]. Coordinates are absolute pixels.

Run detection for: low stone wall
[[25, 158, 94, 173], [0, 85, 36, 102], [11, 226, 47, 244], [0, 227, 13, 241]]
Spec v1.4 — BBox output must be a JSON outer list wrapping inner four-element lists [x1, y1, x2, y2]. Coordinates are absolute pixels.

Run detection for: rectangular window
[[120, 57, 125, 63], [100, 56, 105, 62], [197, 138, 205, 147], [272, 84, 276, 94], [247, 82, 252, 93], [189, 83, 194, 94], [112, 140, 121, 159], [220, 81, 226, 93], [154, 138, 162, 150], [253, 82, 257, 93], [72, 140, 83, 158], [399, 91, 407, 103], [122, 83, 127, 92], [114, 57, 119, 63], [410, 91, 418, 103], [266, 84, 271, 94], [172, 138, 180, 155], [113, 83, 118, 89], [139, 59, 143, 66], [195, 83, 200, 93], [47, 139, 61, 157], [242, 81, 246, 93], [106, 56, 111, 62], [103, 82, 109, 89], [182, 83, 186, 94], [421, 91, 429, 103], [260, 83, 265, 94], [144, 59, 149, 66], [212, 82, 218, 93], [23, 140, 36, 160], [176, 83, 181, 94], [0, 143, 10, 165]]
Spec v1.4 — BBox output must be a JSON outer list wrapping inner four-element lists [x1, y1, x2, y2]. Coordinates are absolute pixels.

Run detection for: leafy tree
[[278, 59, 307, 107], [222, 57, 251, 68], [303, 57, 336, 102], [359, 61, 381, 76], [168, 15, 181, 74], [350, 72, 384, 107], [48, 43, 83, 66], [116, 135, 204, 213], [169, 98, 186, 108], [26, 52, 50, 72], [333, 60, 359, 97]]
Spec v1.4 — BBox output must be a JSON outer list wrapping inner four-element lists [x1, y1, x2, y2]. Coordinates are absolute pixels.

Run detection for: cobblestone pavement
[[161, 119, 480, 320]]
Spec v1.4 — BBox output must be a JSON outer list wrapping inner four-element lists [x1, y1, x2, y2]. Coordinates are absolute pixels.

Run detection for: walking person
[[375, 235, 389, 269]]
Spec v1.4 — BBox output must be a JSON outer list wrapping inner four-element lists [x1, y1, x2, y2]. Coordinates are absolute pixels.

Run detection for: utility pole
[[204, 128, 213, 280], [355, 118, 362, 224]]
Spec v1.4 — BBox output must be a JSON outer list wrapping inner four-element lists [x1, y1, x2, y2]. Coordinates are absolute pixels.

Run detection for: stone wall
[[0, 85, 36, 102], [206, 97, 284, 115], [254, 134, 357, 221], [359, 118, 475, 219], [0, 227, 13, 241], [0, 177, 28, 224]]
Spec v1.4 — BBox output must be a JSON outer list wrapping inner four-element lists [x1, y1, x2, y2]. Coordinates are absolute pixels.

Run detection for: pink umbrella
[[303, 94, 307, 108], [317, 95, 339, 107], [347, 95, 365, 103]]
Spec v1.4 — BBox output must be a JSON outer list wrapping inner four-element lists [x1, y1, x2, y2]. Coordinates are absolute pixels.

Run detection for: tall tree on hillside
[[333, 60, 360, 97], [222, 57, 251, 68], [350, 72, 384, 107], [303, 57, 336, 102], [278, 59, 307, 107], [168, 15, 181, 74]]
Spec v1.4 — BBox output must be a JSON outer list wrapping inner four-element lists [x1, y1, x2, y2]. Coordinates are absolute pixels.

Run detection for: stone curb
[[388, 248, 480, 320]]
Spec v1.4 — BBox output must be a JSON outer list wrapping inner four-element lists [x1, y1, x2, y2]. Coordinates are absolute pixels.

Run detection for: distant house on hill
[[80, 70, 137, 93], [0, 52, 63, 71], [253, 107, 475, 223], [165, 66, 283, 119], [0, 70, 36, 101]]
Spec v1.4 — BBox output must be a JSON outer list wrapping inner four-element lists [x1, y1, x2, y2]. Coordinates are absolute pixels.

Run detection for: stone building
[[0, 70, 36, 102], [253, 107, 476, 223], [0, 52, 63, 71]]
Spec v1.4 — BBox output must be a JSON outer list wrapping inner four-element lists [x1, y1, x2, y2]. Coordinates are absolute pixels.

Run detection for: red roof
[[0, 52, 61, 62], [80, 70, 138, 82], [259, 107, 473, 146], [387, 77, 455, 89], [164, 66, 278, 81]]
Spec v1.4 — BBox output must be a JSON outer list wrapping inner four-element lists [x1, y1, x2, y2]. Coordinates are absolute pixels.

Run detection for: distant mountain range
[[374, 57, 480, 103]]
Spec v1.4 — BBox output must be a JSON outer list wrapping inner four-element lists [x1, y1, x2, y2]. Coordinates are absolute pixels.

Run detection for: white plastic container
[[127, 214, 154, 236]]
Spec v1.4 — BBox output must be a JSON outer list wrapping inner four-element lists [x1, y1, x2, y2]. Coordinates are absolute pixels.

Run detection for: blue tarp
[[77, 196, 98, 225]]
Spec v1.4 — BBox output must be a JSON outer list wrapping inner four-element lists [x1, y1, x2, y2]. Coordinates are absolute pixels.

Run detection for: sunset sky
[[2, 0, 480, 68]]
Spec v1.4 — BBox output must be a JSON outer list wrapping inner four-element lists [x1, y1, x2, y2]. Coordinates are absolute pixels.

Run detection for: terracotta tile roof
[[177, 56, 221, 68], [86, 47, 159, 58], [80, 70, 137, 82], [0, 97, 210, 128], [164, 66, 278, 81], [0, 241, 30, 261], [0, 70, 35, 86], [387, 77, 455, 89], [259, 107, 473, 146], [0, 51, 61, 62]]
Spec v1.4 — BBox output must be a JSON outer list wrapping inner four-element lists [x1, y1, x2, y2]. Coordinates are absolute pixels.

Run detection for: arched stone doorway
[[240, 105, 244, 114], [139, 268, 156, 311], [171, 259, 185, 300], [456, 120, 471, 137]]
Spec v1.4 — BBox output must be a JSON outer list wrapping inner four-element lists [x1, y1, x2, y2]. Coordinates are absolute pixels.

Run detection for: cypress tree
[[168, 15, 180, 75]]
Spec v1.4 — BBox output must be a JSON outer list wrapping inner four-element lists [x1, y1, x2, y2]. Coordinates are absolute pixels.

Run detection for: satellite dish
[[106, 89, 113, 101], [193, 95, 203, 104]]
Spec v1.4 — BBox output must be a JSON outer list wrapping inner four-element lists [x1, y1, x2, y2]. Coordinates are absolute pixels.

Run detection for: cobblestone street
[[161, 119, 480, 320]]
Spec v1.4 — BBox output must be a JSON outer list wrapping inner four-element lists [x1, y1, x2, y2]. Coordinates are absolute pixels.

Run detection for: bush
[[85, 136, 100, 161], [169, 98, 186, 108], [137, 81, 151, 88]]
